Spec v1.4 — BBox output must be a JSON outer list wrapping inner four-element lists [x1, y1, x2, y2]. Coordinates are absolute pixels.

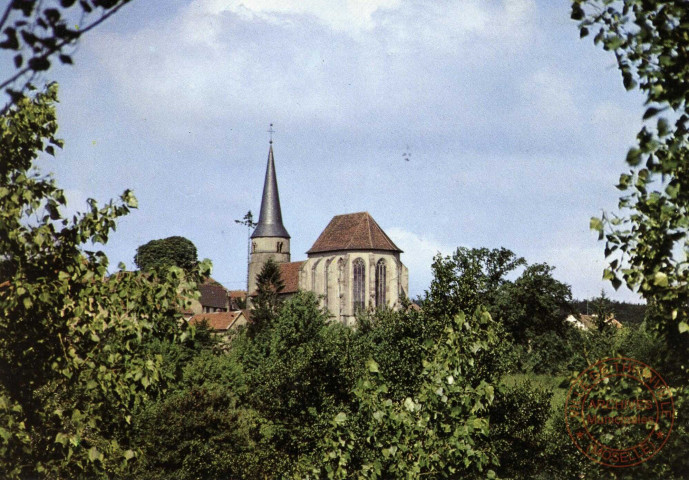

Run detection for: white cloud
[[87, 0, 539, 140], [386, 226, 457, 297], [201, 0, 403, 34]]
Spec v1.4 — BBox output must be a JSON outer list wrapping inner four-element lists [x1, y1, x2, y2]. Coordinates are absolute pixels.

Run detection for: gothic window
[[324, 260, 330, 309], [277, 241, 283, 253], [252, 242, 256, 253], [352, 258, 365, 312], [311, 263, 317, 290], [375, 259, 386, 308]]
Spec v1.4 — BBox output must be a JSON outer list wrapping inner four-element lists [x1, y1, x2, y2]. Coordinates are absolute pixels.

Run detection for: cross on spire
[[268, 123, 275, 144]]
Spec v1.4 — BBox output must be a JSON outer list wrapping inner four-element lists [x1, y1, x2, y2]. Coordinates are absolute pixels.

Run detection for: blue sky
[[38, 0, 646, 301]]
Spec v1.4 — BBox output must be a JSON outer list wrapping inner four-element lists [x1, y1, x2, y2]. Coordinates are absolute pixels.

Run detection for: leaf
[[679, 322, 689, 334], [571, 4, 584, 20], [626, 148, 642, 166], [653, 272, 668, 287], [58, 54, 73, 65], [366, 359, 379, 373], [590, 217, 603, 232], [334, 412, 347, 425], [643, 107, 661, 120], [87, 446, 100, 462], [657, 117, 669, 136], [28, 57, 51, 72]]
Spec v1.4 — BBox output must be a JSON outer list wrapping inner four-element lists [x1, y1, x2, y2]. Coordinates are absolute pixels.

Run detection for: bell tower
[[248, 139, 290, 294]]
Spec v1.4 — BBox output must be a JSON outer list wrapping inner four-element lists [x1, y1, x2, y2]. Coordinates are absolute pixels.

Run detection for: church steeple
[[251, 144, 290, 239], [247, 138, 291, 296]]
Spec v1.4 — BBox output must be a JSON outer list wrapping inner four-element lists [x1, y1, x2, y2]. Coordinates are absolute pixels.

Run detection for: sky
[[34, 0, 647, 302]]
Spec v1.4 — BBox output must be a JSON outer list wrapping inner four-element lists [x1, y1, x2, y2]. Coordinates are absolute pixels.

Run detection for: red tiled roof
[[307, 212, 402, 254], [189, 311, 244, 330], [279, 261, 305, 294], [228, 290, 246, 298], [199, 278, 228, 309]]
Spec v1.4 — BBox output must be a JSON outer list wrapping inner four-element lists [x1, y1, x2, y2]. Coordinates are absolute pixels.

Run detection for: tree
[[0, 0, 132, 113], [250, 257, 285, 334], [493, 263, 573, 344], [303, 310, 501, 479], [590, 289, 615, 332], [132, 350, 259, 480], [0, 85, 206, 478], [574, 0, 689, 361], [573, 3, 689, 476], [423, 247, 526, 325], [134, 236, 198, 273], [226, 291, 354, 478]]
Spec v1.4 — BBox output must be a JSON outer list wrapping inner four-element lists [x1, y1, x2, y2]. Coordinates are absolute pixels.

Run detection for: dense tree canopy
[[423, 247, 526, 323], [134, 236, 198, 273], [494, 263, 573, 344], [0, 85, 209, 478], [249, 257, 285, 334]]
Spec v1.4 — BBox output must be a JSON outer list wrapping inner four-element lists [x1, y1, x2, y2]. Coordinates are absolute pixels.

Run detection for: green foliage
[[304, 310, 502, 479], [250, 257, 285, 334], [227, 291, 355, 478], [591, 290, 615, 332], [573, 6, 689, 474], [494, 263, 573, 345], [353, 307, 427, 400], [489, 381, 553, 479], [571, 298, 646, 326], [0, 85, 208, 478], [423, 247, 525, 329], [574, 0, 689, 370], [134, 236, 198, 273], [132, 351, 257, 480], [0, 0, 133, 112]]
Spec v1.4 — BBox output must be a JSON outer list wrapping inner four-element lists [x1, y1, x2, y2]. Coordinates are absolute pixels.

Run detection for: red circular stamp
[[565, 357, 674, 467]]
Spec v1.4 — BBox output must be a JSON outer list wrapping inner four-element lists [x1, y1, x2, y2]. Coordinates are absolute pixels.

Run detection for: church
[[248, 141, 409, 325]]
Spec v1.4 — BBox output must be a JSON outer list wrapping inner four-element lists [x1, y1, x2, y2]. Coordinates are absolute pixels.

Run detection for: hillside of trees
[[571, 298, 647, 327]]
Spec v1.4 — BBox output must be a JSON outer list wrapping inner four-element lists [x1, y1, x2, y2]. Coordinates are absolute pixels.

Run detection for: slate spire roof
[[252, 144, 290, 239], [307, 212, 402, 254]]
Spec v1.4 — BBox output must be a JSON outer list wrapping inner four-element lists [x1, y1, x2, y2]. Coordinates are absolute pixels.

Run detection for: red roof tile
[[307, 212, 401, 254], [199, 279, 228, 310], [279, 261, 305, 294], [189, 311, 244, 330]]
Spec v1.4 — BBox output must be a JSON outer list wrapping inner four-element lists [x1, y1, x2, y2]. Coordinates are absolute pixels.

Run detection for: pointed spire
[[252, 143, 290, 238]]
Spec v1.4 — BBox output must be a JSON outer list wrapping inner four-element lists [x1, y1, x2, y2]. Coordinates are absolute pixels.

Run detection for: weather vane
[[268, 123, 275, 144]]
